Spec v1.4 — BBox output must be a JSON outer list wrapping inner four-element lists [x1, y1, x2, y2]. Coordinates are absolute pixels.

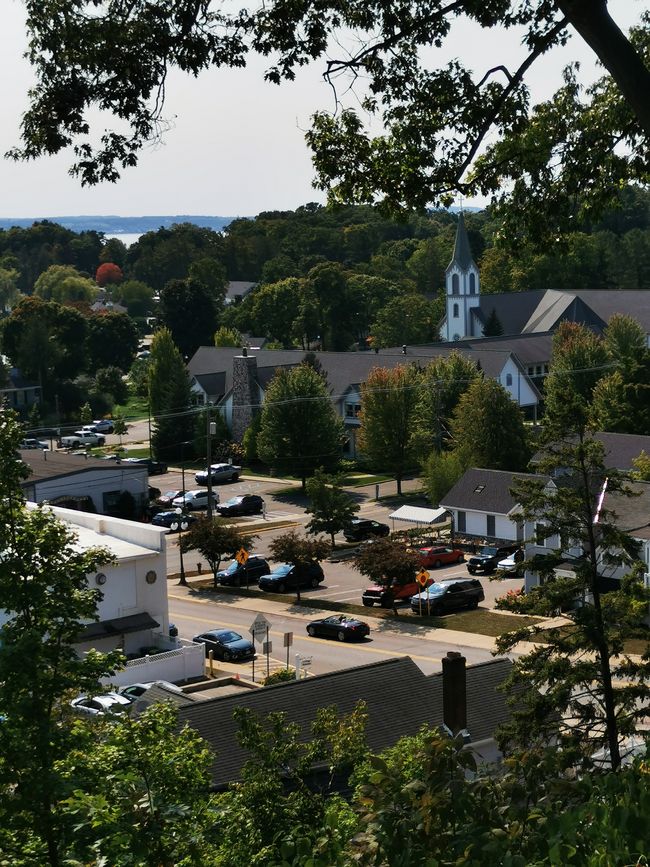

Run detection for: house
[[177, 653, 516, 790], [2, 503, 204, 684], [0, 367, 41, 413], [187, 344, 541, 450], [19, 449, 150, 516], [439, 215, 650, 344], [225, 281, 257, 305], [439, 467, 542, 543]]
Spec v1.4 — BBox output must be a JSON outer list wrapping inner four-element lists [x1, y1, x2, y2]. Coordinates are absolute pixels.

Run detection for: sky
[[0, 1, 643, 219]]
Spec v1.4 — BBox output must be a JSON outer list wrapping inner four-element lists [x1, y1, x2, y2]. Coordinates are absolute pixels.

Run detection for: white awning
[[388, 505, 449, 525]]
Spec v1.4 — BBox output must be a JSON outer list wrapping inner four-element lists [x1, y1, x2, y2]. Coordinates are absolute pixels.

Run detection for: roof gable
[[440, 467, 543, 515]]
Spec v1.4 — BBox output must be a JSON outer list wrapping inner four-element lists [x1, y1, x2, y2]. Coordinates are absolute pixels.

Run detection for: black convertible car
[[306, 614, 370, 642]]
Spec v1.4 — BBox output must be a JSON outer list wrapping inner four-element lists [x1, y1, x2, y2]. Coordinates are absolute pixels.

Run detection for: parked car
[[171, 489, 219, 511], [60, 430, 105, 448], [195, 463, 241, 485], [121, 457, 168, 475], [259, 562, 325, 593], [467, 544, 520, 575], [156, 489, 186, 507], [192, 628, 255, 662], [70, 692, 133, 716], [362, 574, 432, 608], [19, 438, 48, 450], [343, 519, 390, 542], [118, 681, 184, 699], [216, 495, 264, 517], [217, 556, 271, 587], [418, 545, 465, 568], [306, 614, 370, 642], [151, 511, 199, 532], [410, 577, 485, 615], [497, 550, 524, 575], [84, 419, 115, 434]]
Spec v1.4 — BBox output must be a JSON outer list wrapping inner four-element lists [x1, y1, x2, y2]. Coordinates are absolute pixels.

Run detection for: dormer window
[[452, 273, 459, 295], [506, 373, 513, 386]]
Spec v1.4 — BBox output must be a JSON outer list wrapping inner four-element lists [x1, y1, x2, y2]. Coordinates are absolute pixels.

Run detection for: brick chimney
[[231, 353, 259, 442], [442, 651, 468, 737]]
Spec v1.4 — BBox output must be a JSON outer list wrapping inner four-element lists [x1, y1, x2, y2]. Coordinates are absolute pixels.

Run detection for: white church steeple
[[442, 212, 480, 341]]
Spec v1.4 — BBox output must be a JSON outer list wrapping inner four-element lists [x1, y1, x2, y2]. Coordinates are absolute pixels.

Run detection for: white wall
[[26, 466, 149, 514], [101, 641, 205, 687], [497, 358, 539, 409], [449, 508, 521, 542]]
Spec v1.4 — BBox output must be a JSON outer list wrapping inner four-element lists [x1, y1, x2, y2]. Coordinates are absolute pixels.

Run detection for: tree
[[369, 294, 439, 349], [112, 278, 154, 317], [128, 355, 151, 398], [158, 278, 219, 359], [352, 537, 420, 589], [0, 266, 20, 313], [95, 262, 123, 287], [15, 4, 650, 246], [450, 378, 530, 472], [498, 426, 650, 772], [180, 516, 252, 589], [423, 450, 465, 507], [112, 413, 128, 446], [268, 530, 331, 598], [85, 311, 139, 372], [33, 264, 96, 304], [357, 365, 422, 495], [99, 236, 128, 268], [94, 365, 129, 406], [148, 328, 195, 463], [188, 256, 227, 300], [80, 401, 92, 425], [482, 307, 504, 337], [257, 363, 344, 490], [305, 469, 360, 547], [0, 409, 123, 865], [214, 325, 243, 347], [250, 278, 304, 346]]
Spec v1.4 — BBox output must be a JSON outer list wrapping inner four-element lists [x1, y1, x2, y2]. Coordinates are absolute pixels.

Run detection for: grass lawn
[[112, 394, 150, 421], [340, 473, 394, 487]]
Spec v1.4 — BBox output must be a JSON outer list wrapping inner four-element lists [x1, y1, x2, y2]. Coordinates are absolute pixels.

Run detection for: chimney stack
[[442, 651, 467, 737], [231, 354, 259, 443]]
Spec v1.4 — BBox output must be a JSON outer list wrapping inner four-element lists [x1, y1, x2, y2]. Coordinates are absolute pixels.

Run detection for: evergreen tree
[[305, 469, 360, 547], [148, 328, 195, 462], [482, 307, 504, 337], [257, 363, 344, 490]]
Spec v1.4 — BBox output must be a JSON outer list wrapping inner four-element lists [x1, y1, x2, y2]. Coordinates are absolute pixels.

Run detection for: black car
[[344, 519, 390, 542], [216, 495, 264, 517], [306, 614, 370, 642], [259, 562, 325, 593], [217, 556, 271, 587], [122, 457, 168, 475], [151, 511, 198, 532], [192, 628, 256, 662], [467, 544, 519, 575], [410, 578, 485, 615]]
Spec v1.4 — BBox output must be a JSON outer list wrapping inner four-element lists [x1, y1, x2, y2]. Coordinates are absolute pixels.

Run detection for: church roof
[[475, 291, 546, 336], [447, 212, 475, 271]]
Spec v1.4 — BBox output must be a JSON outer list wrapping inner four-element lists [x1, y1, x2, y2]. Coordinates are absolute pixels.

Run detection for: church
[[439, 213, 650, 345]]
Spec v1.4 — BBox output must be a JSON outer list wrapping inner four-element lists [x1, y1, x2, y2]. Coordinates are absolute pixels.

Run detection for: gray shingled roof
[[19, 450, 145, 484], [603, 481, 650, 542], [225, 281, 257, 301], [440, 467, 544, 515], [447, 212, 475, 271], [460, 333, 554, 366], [474, 291, 546, 337], [574, 290, 650, 333], [594, 432, 650, 471]]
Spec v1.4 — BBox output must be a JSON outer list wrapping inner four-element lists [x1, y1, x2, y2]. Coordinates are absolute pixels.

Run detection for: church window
[[452, 273, 459, 294], [505, 373, 513, 386], [452, 303, 459, 318], [469, 273, 476, 294]]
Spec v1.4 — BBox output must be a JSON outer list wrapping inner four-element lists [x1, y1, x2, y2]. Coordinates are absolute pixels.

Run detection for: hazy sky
[[0, 1, 642, 218]]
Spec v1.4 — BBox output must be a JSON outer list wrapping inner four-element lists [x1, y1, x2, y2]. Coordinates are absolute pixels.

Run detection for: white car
[[60, 430, 105, 448], [497, 552, 524, 575], [118, 681, 184, 700], [171, 489, 219, 511], [70, 692, 133, 716], [195, 463, 241, 485]]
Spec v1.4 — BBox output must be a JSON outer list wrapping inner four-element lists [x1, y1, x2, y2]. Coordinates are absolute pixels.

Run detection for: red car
[[418, 546, 465, 569]]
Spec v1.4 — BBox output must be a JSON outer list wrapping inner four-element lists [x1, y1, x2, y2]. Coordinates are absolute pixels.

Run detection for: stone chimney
[[231, 354, 259, 442], [442, 651, 468, 737]]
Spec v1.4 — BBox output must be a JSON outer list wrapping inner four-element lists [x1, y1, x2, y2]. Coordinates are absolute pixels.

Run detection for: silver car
[[194, 463, 241, 485], [171, 489, 219, 511], [70, 692, 133, 716]]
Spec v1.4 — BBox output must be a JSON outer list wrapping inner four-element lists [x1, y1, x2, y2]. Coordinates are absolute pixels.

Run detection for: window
[[469, 273, 476, 294], [473, 484, 485, 494], [345, 403, 361, 419], [535, 365, 542, 376], [457, 511, 466, 533], [486, 515, 496, 537], [535, 523, 547, 546], [452, 303, 459, 318], [505, 373, 513, 386], [452, 273, 459, 294]]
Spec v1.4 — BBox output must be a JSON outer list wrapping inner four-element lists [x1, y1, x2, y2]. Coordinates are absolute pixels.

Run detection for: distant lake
[[105, 232, 142, 246]]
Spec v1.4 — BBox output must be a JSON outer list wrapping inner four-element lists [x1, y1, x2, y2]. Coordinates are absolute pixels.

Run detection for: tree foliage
[[180, 516, 253, 589], [95, 261, 123, 287], [33, 264, 96, 303], [268, 530, 331, 567], [158, 278, 220, 360], [305, 469, 360, 547], [352, 537, 419, 588], [148, 327, 195, 462]]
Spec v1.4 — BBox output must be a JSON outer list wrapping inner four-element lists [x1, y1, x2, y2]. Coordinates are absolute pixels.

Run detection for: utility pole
[[206, 403, 216, 519]]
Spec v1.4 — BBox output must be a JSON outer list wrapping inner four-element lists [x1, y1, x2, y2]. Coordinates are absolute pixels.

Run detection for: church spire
[[448, 211, 474, 271]]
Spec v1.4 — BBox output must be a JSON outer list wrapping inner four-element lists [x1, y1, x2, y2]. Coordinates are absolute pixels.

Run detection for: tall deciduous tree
[[352, 537, 420, 591], [148, 328, 194, 462], [305, 469, 360, 547], [95, 261, 123, 287], [34, 264, 96, 303], [158, 278, 219, 360], [85, 311, 139, 372], [180, 517, 253, 589], [0, 409, 122, 865], [358, 365, 423, 495], [369, 294, 439, 349], [257, 363, 344, 490], [450, 378, 530, 472]]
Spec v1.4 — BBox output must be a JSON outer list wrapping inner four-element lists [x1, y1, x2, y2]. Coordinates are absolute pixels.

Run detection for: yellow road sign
[[416, 569, 430, 587], [235, 547, 249, 565]]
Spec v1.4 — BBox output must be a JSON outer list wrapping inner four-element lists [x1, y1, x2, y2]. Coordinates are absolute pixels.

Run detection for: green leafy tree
[[0, 266, 21, 313], [631, 449, 650, 481], [34, 264, 96, 303], [423, 450, 465, 507], [257, 363, 344, 490], [128, 355, 151, 398], [305, 469, 360, 547], [369, 294, 439, 349], [86, 311, 139, 372], [180, 517, 253, 589], [112, 278, 154, 317], [498, 411, 650, 771], [250, 277, 304, 346], [352, 536, 419, 591], [358, 364, 422, 495], [99, 236, 128, 268], [80, 401, 93, 425], [148, 328, 195, 463], [188, 256, 227, 300], [158, 277, 219, 359], [268, 530, 331, 568], [94, 365, 129, 406], [214, 325, 243, 347], [112, 413, 128, 445], [0, 409, 123, 865], [450, 378, 531, 472]]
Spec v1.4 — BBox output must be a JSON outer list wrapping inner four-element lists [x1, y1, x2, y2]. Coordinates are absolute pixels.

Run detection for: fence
[[101, 640, 205, 687]]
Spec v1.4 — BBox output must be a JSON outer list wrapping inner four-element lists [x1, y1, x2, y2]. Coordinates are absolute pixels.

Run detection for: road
[[167, 587, 498, 680]]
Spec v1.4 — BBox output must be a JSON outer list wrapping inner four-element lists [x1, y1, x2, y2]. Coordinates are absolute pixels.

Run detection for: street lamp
[[175, 507, 188, 587]]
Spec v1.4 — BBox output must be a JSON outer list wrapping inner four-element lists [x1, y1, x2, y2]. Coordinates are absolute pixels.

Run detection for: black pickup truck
[[467, 544, 520, 575]]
